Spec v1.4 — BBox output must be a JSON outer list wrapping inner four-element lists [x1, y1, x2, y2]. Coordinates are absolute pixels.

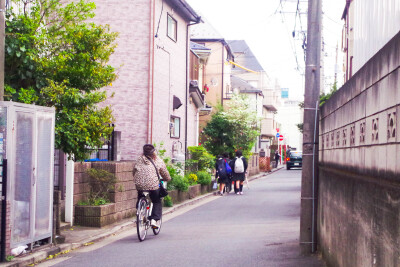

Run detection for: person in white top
[[230, 150, 248, 195]]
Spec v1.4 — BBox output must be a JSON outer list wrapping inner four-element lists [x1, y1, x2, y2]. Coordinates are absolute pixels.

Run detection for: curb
[[162, 191, 216, 216], [248, 166, 284, 182], [1, 220, 136, 267], [2, 166, 284, 266]]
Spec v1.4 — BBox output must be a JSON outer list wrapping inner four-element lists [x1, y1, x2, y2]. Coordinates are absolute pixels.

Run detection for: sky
[[186, 0, 345, 101]]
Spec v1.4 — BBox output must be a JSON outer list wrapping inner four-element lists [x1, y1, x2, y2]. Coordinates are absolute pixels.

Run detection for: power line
[[280, 11, 304, 74], [322, 12, 342, 25]]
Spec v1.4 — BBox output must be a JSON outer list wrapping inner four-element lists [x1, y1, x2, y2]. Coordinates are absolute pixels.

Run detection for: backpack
[[225, 159, 232, 175], [234, 157, 245, 173], [217, 159, 227, 177]]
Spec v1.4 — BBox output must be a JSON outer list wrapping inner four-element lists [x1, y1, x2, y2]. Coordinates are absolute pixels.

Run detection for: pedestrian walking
[[230, 150, 248, 195], [215, 152, 231, 196], [133, 144, 171, 228], [274, 150, 281, 168]]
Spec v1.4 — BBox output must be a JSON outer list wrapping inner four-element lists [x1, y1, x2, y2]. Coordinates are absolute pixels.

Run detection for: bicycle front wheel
[[136, 198, 148, 242], [152, 217, 162, 235]]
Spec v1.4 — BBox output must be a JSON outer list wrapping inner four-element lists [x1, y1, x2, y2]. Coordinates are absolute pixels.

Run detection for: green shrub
[[196, 171, 212, 185], [77, 200, 89, 206], [167, 175, 189, 192], [163, 195, 173, 207], [85, 168, 117, 205], [186, 146, 215, 172], [154, 142, 190, 192]]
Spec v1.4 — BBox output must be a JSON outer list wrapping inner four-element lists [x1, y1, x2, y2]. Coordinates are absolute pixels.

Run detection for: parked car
[[286, 151, 302, 170]]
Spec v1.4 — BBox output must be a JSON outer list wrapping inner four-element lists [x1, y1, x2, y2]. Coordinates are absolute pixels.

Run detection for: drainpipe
[[311, 100, 318, 253], [148, 0, 156, 143], [185, 18, 202, 159], [221, 43, 224, 106], [255, 93, 258, 153]]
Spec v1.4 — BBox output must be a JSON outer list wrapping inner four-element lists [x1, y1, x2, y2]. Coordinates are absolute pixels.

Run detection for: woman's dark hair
[[235, 150, 242, 157], [222, 152, 229, 158], [143, 144, 155, 156]]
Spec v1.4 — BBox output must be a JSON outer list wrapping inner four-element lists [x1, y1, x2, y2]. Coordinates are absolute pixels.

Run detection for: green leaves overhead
[[5, 0, 118, 161]]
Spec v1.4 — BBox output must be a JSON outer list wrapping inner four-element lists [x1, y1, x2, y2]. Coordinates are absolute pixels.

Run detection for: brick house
[[91, 0, 202, 160]]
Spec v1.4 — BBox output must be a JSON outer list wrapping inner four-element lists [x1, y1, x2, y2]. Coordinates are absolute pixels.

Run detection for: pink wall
[[92, 0, 152, 160], [92, 0, 199, 160], [151, 0, 192, 159]]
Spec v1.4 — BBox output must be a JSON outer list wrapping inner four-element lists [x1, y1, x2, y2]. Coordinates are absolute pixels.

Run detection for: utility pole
[[299, 0, 322, 254], [0, 0, 4, 101]]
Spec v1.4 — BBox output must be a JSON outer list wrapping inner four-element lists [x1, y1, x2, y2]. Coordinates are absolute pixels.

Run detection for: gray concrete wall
[[318, 32, 400, 267]]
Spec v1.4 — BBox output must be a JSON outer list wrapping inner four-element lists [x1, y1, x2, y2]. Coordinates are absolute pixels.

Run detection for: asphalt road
[[40, 168, 324, 267]]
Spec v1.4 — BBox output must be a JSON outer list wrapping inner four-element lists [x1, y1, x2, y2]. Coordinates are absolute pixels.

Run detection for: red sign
[[276, 128, 280, 132], [279, 135, 284, 141]]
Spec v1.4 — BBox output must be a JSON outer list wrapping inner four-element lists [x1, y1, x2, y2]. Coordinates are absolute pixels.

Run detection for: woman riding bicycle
[[133, 144, 171, 229]]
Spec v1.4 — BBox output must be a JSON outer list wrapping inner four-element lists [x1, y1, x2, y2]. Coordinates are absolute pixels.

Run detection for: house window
[[167, 14, 177, 41], [170, 116, 180, 138]]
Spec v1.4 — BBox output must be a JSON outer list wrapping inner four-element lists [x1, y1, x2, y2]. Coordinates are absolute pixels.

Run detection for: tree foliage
[[202, 94, 260, 158], [319, 81, 338, 106], [296, 82, 338, 134], [5, 0, 118, 160], [186, 145, 215, 172]]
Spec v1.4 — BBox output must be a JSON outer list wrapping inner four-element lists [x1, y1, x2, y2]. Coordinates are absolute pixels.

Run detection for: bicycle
[[136, 191, 162, 242]]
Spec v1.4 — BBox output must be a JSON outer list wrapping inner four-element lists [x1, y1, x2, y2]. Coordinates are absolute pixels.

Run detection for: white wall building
[[276, 99, 303, 151], [343, 0, 400, 76]]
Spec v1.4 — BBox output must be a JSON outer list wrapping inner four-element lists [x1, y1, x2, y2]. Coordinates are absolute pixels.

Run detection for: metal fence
[[86, 127, 115, 161]]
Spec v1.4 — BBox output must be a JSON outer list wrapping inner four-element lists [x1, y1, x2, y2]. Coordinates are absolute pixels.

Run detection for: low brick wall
[[73, 162, 91, 206], [201, 184, 212, 194], [73, 161, 136, 227], [169, 184, 212, 205], [247, 153, 260, 176], [188, 184, 201, 199], [75, 203, 117, 227]]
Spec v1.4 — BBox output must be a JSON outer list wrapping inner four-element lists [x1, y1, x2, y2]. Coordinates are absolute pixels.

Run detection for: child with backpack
[[215, 152, 232, 196], [230, 150, 248, 195]]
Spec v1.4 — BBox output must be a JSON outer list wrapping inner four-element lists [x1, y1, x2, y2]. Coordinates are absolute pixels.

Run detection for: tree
[[202, 94, 260, 158], [5, 0, 118, 160]]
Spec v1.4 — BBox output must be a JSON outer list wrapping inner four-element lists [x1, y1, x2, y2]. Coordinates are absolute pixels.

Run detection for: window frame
[[170, 116, 180, 139], [167, 14, 177, 42]]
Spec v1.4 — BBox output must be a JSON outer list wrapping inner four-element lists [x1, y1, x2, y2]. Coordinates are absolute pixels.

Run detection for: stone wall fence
[[318, 31, 400, 267]]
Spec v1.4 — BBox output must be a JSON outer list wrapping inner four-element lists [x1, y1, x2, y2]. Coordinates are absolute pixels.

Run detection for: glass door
[[34, 114, 54, 240], [11, 111, 34, 246]]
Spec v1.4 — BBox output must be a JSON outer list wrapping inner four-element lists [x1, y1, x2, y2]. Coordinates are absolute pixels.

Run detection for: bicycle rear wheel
[[152, 217, 162, 235], [136, 198, 148, 242]]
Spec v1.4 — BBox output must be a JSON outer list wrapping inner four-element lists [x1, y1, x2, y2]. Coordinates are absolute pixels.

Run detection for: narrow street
[[40, 169, 324, 267]]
